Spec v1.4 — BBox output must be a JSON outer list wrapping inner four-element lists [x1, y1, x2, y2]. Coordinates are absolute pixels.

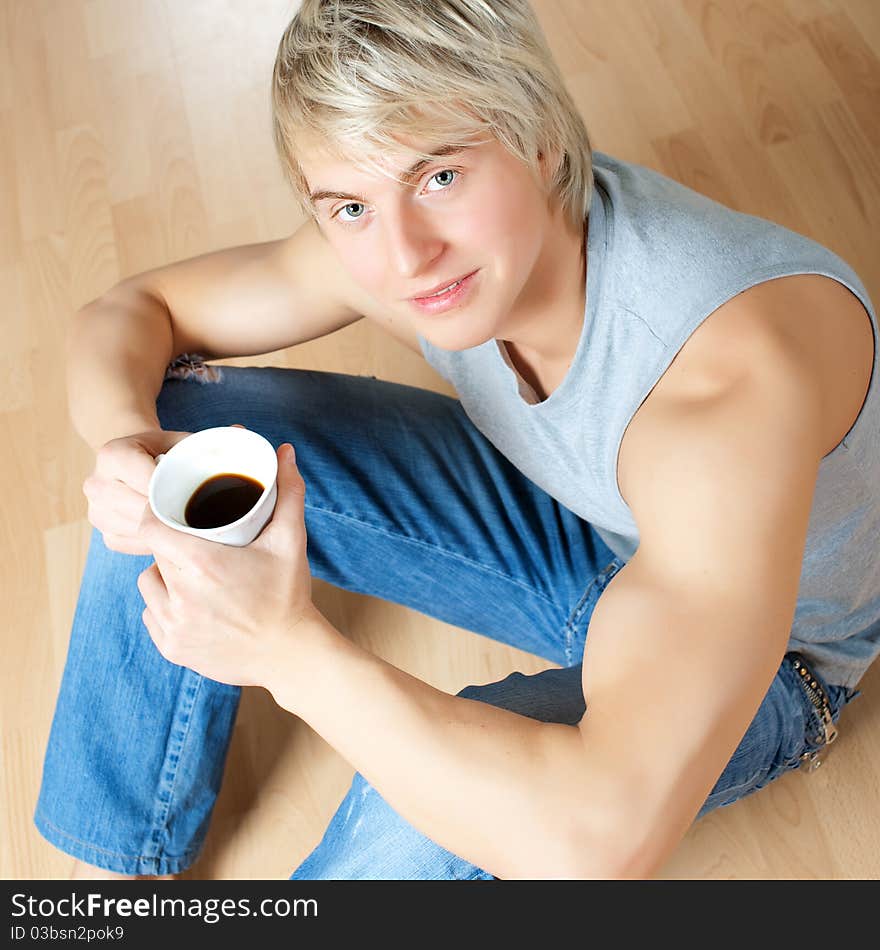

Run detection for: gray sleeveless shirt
[[417, 151, 879, 689]]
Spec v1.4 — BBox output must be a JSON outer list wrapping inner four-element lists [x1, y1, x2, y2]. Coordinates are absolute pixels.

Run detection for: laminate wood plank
[[800, 12, 880, 155], [4, 0, 878, 881]]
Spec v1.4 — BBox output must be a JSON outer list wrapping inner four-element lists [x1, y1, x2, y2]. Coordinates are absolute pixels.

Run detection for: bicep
[[576, 365, 824, 874], [115, 218, 365, 362], [578, 569, 786, 874]]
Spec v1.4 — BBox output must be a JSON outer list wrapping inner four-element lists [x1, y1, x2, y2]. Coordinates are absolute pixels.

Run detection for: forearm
[[268, 617, 609, 880], [66, 288, 175, 450]]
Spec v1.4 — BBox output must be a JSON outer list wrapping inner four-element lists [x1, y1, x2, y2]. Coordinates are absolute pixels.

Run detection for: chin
[[416, 304, 502, 353], [420, 322, 496, 353]]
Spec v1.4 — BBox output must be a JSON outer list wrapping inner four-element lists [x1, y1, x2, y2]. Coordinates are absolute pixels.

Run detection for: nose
[[383, 205, 444, 281]]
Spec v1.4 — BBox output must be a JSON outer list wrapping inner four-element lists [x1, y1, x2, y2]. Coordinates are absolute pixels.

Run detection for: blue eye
[[337, 202, 365, 222], [426, 169, 457, 190], [332, 169, 459, 226]]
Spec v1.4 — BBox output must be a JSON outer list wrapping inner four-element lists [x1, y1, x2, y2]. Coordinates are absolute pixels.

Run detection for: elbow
[[510, 726, 670, 879], [503, 812, 654, 881], [559, 829, 653, 881], [552, 828, 662, 881], [547, 791, 672, 880]]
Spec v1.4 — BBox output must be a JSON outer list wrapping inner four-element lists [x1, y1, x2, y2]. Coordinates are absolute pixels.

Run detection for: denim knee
[[289, 771, 495, 881], [288, 666, 588, 880]]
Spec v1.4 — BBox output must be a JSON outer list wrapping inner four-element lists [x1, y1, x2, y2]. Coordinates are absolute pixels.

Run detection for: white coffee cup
[[148, 426, 279, 547]]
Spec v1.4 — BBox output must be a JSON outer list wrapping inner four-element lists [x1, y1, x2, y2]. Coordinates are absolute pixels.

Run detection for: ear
[[537, 146, 563, 187], [538, 147, 562, 200]]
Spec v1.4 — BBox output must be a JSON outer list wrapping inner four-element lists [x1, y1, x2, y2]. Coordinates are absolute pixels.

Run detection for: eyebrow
[[308, 144, 466, 207]]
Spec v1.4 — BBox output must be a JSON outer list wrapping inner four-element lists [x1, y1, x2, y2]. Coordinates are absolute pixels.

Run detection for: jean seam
[[721, 770, 769, 797], [305, 501, 560, 611], [706, 766, 777, 809], [35, 815, 200, 864], [144, 670, 203, 861], [562, 560, 620, 666], [711, 748, 811, 809]]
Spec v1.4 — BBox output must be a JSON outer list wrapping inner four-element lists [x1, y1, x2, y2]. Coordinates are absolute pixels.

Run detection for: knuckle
[[159, 632, 180, 664], [89, 479, 110, 506], [95, 443, 116, 470], [90, 507, 111, 532], [94, 515, 115, 538], [99, 439, 132, 474], [84, 476, 104, 502], [101, 532, 120, 551]]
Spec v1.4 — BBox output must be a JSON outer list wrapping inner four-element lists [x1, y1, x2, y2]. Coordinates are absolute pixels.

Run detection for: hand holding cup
[[147, 425, 279, 546], [83, 428, 193, 556], [136, 430, 324, 688]]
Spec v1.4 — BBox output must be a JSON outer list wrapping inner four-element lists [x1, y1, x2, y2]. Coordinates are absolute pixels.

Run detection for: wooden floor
[[2, 0, 879, 880]]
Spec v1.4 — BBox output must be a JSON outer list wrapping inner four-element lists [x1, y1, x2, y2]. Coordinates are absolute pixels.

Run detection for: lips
[[410, 271, 477, 300], [407, 269, 479, 315]]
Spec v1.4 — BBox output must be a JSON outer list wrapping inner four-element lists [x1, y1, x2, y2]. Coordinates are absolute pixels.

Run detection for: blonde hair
[[271, 0, 594, 230]]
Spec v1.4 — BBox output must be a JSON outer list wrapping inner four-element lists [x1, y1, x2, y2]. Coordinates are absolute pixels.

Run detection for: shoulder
[[617, 282, 831, 561], [274, 217, 370, 317], [619, 273, 874, 507], [618, 361, 824, 597]]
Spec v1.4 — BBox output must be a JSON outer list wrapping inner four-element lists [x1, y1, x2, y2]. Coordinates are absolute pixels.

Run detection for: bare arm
[[67, 219, 366, 451], [264, 334, 824, 879], [66, 287, 174, 451], [574, 339, 823, 874]]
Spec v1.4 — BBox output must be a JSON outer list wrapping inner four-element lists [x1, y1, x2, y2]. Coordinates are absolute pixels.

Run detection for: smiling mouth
[[411, 271, 476, 300], [422, 280, 462, 298]]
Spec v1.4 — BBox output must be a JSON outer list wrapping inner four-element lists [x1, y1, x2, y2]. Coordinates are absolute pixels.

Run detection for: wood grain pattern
[[1, 0, 877, 880]]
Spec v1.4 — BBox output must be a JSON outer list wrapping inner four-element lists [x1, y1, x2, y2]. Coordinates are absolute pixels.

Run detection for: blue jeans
[[34, 363, 858, 878]]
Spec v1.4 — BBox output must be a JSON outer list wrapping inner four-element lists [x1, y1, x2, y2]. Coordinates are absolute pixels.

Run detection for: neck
[[500, 202, 588, 392]]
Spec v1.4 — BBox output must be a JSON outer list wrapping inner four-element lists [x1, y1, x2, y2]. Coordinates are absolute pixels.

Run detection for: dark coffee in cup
[[184, 473, 265, 529]]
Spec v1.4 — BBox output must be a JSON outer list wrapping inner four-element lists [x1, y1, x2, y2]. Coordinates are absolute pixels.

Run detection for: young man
[[37, 0, 877, 879]]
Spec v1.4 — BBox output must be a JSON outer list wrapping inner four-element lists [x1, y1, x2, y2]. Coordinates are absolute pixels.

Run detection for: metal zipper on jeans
[[790, 655, 838, 771]]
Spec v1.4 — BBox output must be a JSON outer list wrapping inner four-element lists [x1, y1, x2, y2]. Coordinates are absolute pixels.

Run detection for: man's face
[[298, 133, 556, 351]]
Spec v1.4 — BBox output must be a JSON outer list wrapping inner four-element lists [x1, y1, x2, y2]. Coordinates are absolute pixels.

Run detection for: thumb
[[267, 443, 306, 531]]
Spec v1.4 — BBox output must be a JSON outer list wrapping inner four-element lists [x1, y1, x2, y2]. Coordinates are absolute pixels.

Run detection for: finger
[[140, 604, 167, 658], [86, 476, 150, 528], [136, 560, 169, 615], [138, 567, 174, 658], [126, 453, 161, 498], [153, 550, 185, 587], [88, 499, 152, 548], [101, 533, 155, 556], [95, 442, 159, 497]]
